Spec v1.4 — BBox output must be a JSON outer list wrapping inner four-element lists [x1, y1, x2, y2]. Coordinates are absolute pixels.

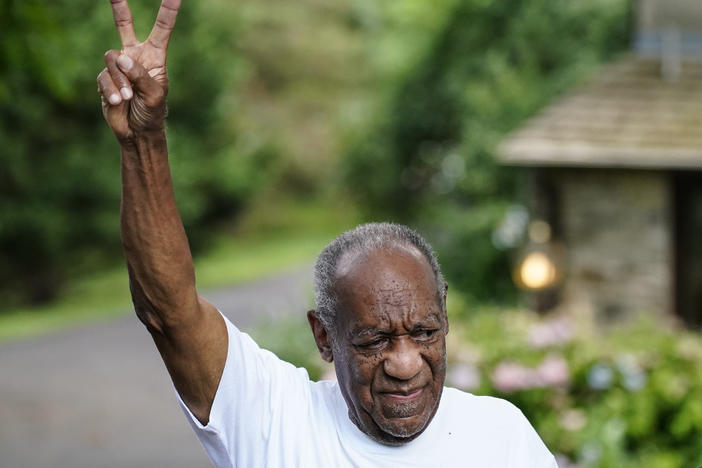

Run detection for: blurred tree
[[342, 0, 632, 303], [0, 0, 275, 305]]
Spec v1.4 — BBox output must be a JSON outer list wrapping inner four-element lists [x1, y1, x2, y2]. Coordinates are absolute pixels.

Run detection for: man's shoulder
[[442, 386, 522, 414], [440, 386, 530, 430], [438, 387, 556, 466]]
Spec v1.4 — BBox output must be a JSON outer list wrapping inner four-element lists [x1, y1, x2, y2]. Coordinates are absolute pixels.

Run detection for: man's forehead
[[334, 243, 429, 281], [333, 246, 441, 329], [348, 308, 444, 334]]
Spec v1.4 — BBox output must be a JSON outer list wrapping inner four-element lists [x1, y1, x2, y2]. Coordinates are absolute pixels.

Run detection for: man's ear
[[307, 310, 334, 362]]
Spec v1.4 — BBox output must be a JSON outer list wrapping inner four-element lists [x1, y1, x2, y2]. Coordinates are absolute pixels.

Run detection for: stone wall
[[638, 0, 702, 36], [550, 169, 673, 322]]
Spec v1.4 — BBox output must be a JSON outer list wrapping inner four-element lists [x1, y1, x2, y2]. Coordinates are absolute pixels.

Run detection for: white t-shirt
[[177, 314, 558, 468]]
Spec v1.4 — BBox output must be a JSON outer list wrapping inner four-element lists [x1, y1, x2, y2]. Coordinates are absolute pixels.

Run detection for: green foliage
[[251, 315, 325, 382], [420, 202, 517, 303], [0, 0, 276, 305], [445, 310, 702, 467], [342, 0, 631, 301]]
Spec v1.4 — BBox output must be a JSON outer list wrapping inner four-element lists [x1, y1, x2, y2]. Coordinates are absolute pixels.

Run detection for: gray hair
[[313, 222, 445, 334]]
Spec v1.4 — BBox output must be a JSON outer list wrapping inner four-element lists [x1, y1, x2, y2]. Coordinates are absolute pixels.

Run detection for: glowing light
[[519, 251, 557, 290]]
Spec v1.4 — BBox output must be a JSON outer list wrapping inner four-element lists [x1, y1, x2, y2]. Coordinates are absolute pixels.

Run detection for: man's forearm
[[120, 130, 198, 333]]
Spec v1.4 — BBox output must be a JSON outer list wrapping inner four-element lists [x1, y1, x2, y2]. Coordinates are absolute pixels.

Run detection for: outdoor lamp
[[512, 220, 563, 293], [518, 251, 558, 290]]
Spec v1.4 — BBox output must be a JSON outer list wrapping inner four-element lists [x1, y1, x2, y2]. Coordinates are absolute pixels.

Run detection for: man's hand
[[97, 0, 180, 141]]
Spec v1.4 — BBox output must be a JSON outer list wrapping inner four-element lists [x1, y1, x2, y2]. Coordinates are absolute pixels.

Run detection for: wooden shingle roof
[[499, 55, 702, 169]]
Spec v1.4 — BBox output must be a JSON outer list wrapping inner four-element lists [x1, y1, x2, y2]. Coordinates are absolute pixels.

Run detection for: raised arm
[[97, 0, 226, 425]]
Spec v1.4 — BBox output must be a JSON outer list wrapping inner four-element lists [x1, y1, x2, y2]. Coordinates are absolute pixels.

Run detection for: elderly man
[[97, 1, 557, 466]]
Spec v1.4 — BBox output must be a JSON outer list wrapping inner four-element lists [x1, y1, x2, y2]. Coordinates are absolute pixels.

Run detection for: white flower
[[559, 409, 587, 431]]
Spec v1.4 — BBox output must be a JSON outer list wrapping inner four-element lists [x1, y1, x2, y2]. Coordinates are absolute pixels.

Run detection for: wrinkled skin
[[309, 246, 448, 445]]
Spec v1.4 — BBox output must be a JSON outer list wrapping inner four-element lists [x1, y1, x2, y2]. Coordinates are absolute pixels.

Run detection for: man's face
[[330, 246, 448, 445]]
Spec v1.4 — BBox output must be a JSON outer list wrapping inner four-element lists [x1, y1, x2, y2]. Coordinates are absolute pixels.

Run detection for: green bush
[[445, 309, 702, 467], [0, 0, 276, 305], [341, 0, 631, 302], [251, 316, 327, 382]]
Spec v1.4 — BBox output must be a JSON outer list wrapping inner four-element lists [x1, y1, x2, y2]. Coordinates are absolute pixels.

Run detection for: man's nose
[[383, 337, 423, 380]]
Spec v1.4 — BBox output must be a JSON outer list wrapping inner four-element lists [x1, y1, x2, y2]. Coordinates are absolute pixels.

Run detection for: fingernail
[[120, 87, 133, 100], [118, 54, 133, 71], [109, 93, 121, 105]]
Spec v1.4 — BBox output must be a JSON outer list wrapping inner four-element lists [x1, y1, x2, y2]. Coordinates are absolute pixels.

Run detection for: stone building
[[498, 0, 702, 327]]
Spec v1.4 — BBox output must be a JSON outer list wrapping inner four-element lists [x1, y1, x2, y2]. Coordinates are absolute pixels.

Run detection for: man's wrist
[[118, 126, 167, 151]]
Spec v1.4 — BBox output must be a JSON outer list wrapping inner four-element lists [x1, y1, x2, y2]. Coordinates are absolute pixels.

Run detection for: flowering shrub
[[445, 306, 702, 468]]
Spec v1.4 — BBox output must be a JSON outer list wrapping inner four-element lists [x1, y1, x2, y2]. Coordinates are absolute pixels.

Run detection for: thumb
[[117, 55, 165, 106]]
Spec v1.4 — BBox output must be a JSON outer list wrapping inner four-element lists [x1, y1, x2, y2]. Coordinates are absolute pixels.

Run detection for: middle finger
[[148, 0, 181, 49]]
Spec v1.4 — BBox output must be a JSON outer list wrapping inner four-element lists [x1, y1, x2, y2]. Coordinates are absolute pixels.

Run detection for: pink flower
[[537, 355, 570, 387], [491, 354, 570, 393], [447, 363, 481, 391], [492, 362, 538, 393], [527, 316, 574, 349]]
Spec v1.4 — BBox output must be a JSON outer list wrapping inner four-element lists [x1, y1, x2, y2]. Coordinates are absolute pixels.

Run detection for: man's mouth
[[381, 385, 425, 402]]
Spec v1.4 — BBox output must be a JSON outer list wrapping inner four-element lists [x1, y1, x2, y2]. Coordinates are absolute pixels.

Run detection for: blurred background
[[2, 0, 701, 466]]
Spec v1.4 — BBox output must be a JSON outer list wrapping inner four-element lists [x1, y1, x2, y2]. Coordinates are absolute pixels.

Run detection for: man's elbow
[[132, 290, 199, 336], [128, 272, 199, 334], [135, 302, 169, 335]]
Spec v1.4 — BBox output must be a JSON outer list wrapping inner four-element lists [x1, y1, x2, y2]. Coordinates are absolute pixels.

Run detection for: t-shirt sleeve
[[505, 403, 559, 468], [175, 312, 313, 468]]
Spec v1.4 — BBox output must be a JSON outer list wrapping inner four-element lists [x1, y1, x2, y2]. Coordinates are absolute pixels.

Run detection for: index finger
[[147, 0, 181, 49], [110, 0, 138, 47]]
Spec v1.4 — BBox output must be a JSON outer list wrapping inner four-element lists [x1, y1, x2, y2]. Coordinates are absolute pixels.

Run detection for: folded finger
[[97, 68, 122, 106], [116, 55, 164, 106], [148, 0, 181, 49], [110, 0, 138, 47], [104, 50, 133, 100]]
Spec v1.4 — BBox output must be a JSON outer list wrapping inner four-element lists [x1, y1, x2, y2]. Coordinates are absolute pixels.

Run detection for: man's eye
[[360, 338, 387, 350], [415, 329, 438, 341]]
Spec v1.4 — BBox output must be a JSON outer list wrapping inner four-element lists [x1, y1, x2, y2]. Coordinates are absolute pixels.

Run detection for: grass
[[194, 231, 333, 289], [0, 196, 359, 343], [0, 267, 131, 343]]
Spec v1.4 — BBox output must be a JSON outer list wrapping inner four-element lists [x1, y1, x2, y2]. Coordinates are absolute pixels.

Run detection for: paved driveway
[[0, 265, 314, 468]]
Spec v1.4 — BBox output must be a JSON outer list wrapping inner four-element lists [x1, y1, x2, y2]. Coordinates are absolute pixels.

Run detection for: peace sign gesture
[[97, 0, 181, 141]]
